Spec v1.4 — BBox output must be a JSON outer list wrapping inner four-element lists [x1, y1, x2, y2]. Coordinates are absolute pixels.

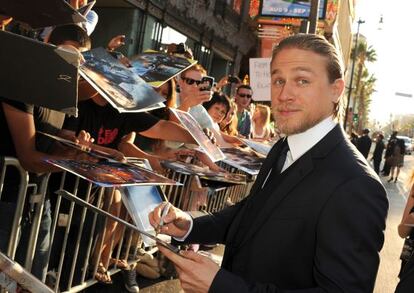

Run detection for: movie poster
[[80, 47, 165, 113], [46, 159, 179, 187], [221, 147, 265, 175], [161, 160, 246, 185], [170, 108, 225, 162], [131, 51, 197, 87]]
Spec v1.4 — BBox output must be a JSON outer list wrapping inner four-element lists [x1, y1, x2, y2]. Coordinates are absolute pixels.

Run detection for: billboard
[[260, 0, 327, 19]]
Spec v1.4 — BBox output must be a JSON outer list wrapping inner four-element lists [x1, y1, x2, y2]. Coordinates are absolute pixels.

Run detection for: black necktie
[[274, 138, 290, 175]]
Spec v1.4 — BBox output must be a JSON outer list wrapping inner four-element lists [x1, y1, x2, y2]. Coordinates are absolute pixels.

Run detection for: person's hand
[[195, 151, 223, 172], [107, 35, 125, 51], [76, 130, 95, 148], [180, 86, 212, 110], [148, 202, 191, 238], [158, 246, 219, 293], [203, 128, 217, 145], [215, 76, 229, 91]]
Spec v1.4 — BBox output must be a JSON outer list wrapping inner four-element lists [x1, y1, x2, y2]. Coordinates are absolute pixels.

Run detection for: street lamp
[[343, 18, 365, 132]]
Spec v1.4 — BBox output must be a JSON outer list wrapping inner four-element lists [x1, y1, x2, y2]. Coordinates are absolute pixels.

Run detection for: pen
[[156, 202, 171, 235]]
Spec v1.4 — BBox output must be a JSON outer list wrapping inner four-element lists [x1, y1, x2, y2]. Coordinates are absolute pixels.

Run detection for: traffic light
[[353, 113, 358, 123]]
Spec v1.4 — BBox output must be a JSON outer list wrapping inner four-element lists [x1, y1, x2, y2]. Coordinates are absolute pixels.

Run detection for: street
[[374, 154, 413, 293]]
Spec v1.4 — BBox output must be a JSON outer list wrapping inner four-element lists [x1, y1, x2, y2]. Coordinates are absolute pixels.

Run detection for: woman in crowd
[[396, 170, 414, 292], [220, 100, 238, 136], [251, 104, 273, 141], [203, 92, 241, 147]]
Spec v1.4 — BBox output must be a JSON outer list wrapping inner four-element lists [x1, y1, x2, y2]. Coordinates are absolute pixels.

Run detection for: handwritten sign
[[249, 58, 271, 101]]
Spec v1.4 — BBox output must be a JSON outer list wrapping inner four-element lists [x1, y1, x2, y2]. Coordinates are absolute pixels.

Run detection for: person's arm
[[2, 103, 67, 173], [221, 131, 242, 145], [139, 120, 196, 144], [398, 186, 414, 238], [118, 132, 163, 172]]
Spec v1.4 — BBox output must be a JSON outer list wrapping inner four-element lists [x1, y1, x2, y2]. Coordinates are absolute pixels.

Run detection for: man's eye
[[273, 79, 284, 86], [297, 79, 309, 85]]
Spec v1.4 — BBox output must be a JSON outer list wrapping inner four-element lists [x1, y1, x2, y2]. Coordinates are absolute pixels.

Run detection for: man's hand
[[149, 202, 191, 238], [158, 246, 219, 293]]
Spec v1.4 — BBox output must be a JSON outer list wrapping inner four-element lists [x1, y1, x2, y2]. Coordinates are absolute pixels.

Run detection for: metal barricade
[[1, 156, 258, 293]]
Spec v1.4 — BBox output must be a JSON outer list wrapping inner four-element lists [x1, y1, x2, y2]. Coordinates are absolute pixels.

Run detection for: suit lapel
[[238, 153, 314, 248], [224, 140, 285, 248]]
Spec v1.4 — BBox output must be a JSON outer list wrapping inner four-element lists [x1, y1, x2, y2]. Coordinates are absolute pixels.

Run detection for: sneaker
[[122, 265, 140, 293]]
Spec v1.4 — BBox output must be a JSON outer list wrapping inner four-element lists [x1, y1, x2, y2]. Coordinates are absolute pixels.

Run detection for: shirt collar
[[287, 116, 336, 162]]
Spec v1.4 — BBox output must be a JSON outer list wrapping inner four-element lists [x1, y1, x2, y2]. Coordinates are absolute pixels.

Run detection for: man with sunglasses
[[234, 85, 254, 138]]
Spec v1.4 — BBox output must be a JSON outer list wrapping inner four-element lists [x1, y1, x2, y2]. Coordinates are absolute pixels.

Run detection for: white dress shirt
[[262, 116, 336, 188]]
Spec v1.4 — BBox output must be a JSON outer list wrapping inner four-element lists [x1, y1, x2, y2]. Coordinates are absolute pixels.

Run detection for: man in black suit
[[357, 128, 372, 158], [150, 34, 388, 292]]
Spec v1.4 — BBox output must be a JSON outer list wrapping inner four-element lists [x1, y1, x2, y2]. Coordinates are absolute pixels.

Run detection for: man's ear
[[331, 78, 345, 103]]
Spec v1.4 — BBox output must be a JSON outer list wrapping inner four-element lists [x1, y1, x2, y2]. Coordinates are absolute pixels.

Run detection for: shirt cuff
[[173, 212, 193, 242]]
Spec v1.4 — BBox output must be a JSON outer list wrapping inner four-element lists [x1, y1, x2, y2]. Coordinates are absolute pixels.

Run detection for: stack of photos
[[221, 147, 266, 176], [170, 108, 225, 162], [46, 159, 179, 187], [161, 160, 246, 185], [240, 138, 274, 156], [80, 47, 165, 113], [130, 50, 197, 87]]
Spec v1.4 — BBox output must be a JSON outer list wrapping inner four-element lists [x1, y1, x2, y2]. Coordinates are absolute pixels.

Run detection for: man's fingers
[[179, 250, 205, 263], [158, 245, 189, 269]]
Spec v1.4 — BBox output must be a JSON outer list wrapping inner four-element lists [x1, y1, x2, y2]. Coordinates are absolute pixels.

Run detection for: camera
[[199, 76, 214, 91]]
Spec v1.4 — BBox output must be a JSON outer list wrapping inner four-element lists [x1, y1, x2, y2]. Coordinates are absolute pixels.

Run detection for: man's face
[[270, 48, 344, 135], [235, 88, 253, 111], [178, 70, 204, 96]]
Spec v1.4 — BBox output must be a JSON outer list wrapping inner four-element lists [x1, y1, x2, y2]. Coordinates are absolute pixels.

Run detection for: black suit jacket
[[357, 135, 372, 158], [182, 125, 388, 292]]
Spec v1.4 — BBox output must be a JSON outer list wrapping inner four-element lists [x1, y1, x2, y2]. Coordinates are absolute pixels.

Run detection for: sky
[[354, 0, 414, 125]]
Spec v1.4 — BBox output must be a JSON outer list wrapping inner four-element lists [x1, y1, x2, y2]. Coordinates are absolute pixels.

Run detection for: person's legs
[[91, 189, 122, 283], [395, 166, 401, 182], [373, 159, 380, 175], [388, 166, 395, 182]]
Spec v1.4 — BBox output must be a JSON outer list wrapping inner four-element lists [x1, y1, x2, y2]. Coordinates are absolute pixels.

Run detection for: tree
[[350, 39, 377, 133]]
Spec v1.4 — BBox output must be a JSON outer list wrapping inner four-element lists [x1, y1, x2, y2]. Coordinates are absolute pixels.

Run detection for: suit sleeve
[[208, 176, 388, 293], [177, 197, 248, 245]]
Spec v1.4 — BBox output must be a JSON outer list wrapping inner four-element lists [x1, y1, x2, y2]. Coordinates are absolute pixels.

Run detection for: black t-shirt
[[0, 97, 65, 157], [63, 100, 160, 149]]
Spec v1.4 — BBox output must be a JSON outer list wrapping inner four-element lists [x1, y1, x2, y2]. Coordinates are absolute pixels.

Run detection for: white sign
[[249, 58, 271, 101]]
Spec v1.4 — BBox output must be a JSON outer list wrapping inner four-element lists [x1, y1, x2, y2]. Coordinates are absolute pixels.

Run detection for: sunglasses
[[237, 93, 252, 99], [182, 77, 202, 86]]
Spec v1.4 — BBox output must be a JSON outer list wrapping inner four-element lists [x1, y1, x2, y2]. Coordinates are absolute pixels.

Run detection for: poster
[[80, 47, 165, 113], [241, 138, 274, 156], [161, 160, 246, 185], [131, 51, 197, 87], [0, 30, 79, 115], [170, 108, 225, 162], [260, 0, 327, 19], [221, 148, 265, 175], [249, 58, 271, 101], [46, 159, 179, 187]]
